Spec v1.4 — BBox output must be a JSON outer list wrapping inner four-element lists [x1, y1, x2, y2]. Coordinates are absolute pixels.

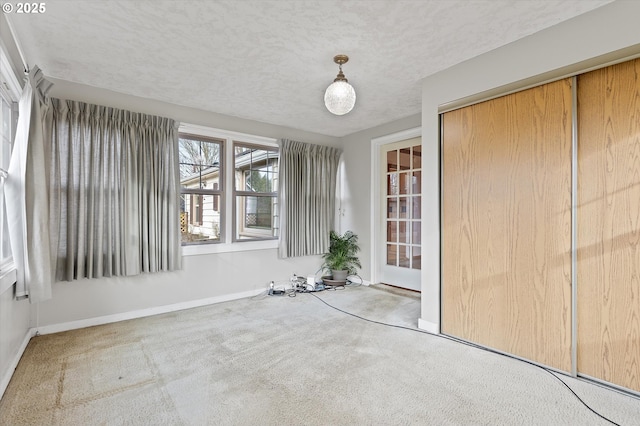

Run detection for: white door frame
[[370, 127, 422, 285]]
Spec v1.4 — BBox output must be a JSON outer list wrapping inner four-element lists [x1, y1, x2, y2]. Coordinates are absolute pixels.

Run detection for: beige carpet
[[1, 284, 639, 425]]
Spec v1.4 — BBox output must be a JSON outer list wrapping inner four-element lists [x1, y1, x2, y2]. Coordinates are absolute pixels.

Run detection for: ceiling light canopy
[[324, 54, 356, 116]]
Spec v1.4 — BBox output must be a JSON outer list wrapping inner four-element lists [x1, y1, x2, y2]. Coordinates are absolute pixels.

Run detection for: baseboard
[[0, 327, 36, 400], [349, 277, 371, 286], [418, 318, 440, 334], [35, 288, 265, 336]]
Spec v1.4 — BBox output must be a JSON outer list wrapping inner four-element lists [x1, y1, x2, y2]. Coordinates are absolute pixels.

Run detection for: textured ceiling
[[8, 0, 612, 137]]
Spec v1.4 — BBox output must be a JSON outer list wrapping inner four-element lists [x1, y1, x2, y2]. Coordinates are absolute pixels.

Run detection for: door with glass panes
[[379, 138, 421, 291]]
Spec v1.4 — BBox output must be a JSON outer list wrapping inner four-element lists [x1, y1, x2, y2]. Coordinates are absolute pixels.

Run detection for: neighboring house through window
[[179, 134, 223, 243], [179, 124, 279, 249], [234, 142, 278, 240]]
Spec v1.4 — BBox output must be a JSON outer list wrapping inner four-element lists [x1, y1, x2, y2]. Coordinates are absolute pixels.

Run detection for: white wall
[[49, 79, 341, 148], [31, 80, 341, 329], [10, 0, 640, 387], [339, 114, 421, 281], [0, 13, 31, 399], [38, 79, 422, 327], [421, 0, 640, 331], [35, 250, 323, 328], [0, 288, 30, 398], [0, 14, 24, 78]]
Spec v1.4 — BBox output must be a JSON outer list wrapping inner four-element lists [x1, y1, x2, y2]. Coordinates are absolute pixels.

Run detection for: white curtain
[[5, 66, 54, 302], [47, 99, 181, 281], [278, 139, 341, 258]]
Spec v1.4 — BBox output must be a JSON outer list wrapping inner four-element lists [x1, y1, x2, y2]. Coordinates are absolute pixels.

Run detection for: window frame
[[178, 132, 225, 246], [178, 123, 279, 256], [0, 43, 21, 294], [232, 141, 279, 242]]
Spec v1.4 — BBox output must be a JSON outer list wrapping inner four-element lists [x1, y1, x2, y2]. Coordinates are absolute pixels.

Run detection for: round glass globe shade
[[324, 81, 356, 115]]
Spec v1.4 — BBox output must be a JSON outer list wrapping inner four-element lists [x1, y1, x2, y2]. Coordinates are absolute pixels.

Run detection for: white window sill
[[0, 263, 17, 295], [181, 239, 278, 256]]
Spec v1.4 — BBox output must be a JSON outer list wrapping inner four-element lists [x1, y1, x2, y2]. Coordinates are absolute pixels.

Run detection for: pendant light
[[324, 54, 356, 116]]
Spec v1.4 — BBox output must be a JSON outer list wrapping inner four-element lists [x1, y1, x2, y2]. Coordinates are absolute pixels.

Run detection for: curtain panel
[[5, 66, 54, 302], [47, 99, 181, 281], [278, 139, 341, 258]]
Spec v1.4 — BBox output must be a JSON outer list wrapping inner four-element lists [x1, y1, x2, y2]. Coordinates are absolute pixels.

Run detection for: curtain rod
[[4, 15, 29, 73]]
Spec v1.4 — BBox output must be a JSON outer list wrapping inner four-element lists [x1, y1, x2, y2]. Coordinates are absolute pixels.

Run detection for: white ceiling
[[9, 0, 612, 137]]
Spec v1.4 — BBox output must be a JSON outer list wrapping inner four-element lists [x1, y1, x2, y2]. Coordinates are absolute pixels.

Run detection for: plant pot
[[331, 269, 349, 281]]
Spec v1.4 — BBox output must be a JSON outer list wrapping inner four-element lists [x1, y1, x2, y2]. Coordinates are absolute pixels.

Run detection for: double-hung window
[[179, 134, 223, 244], [0, 47, 20, 291], [234, 142, 278, 240], [178, 124, 279, 252]]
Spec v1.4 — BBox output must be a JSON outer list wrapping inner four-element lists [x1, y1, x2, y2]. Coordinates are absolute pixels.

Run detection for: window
[[0, 89, 15, 268], [234, 142, 279, 241], [0, 50, 20, 282], [178, 124, 279, 251], [179, 134, 223, 244]]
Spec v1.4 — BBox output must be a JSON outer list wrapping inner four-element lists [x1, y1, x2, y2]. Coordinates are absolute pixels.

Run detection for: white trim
[[370, 127, 421, 285], [3, 15, 28, 73], [225, 129, 234, 242], [348, 276, 371, 286], [179, 123, 278, 147], [0, 264, 16, 295], [0, 327, 35, 400], [418, 318, 439, 334], [0, 38, 23, 98], [0, 41, 20, 298], [179, 123, 279, 246], [371, 127, 422, 146], [34, 288, 265, 335]]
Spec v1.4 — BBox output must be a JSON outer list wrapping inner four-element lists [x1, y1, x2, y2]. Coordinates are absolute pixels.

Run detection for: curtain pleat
[[278, 139, 341, 258], [47, 99, 181, 281]]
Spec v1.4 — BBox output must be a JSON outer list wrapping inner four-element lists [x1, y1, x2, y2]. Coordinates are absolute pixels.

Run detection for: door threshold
[[379, 282, 421, 294]]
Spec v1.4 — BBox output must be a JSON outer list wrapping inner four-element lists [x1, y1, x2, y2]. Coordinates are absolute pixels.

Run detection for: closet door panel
[[442, 79, 573, 372], [577, 58, 640, 392]]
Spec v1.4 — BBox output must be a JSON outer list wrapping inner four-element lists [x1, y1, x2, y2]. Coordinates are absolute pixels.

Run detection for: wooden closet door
[[577, 59, 640, 392], [442, 79, 573, 372]]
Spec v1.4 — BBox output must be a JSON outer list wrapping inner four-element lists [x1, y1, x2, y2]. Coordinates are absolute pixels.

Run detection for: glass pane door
[[386, 144, 421, 270]]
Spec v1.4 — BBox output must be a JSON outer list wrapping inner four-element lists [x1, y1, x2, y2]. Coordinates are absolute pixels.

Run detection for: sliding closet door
[[577, 59, 640, 392], [442, 79, 573, 372]]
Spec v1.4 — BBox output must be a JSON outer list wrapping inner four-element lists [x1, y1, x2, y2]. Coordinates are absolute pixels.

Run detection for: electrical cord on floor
[[345, 274, 363, 287], [255, 273, 363, 299], [306, 291, 624, 426]]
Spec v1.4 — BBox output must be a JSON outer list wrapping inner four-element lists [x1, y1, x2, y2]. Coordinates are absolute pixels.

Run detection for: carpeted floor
[[1, 284, 639, 425]]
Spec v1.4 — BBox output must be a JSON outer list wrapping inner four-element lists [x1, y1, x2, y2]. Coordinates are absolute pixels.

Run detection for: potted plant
[[322, 230, 361, 282]]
